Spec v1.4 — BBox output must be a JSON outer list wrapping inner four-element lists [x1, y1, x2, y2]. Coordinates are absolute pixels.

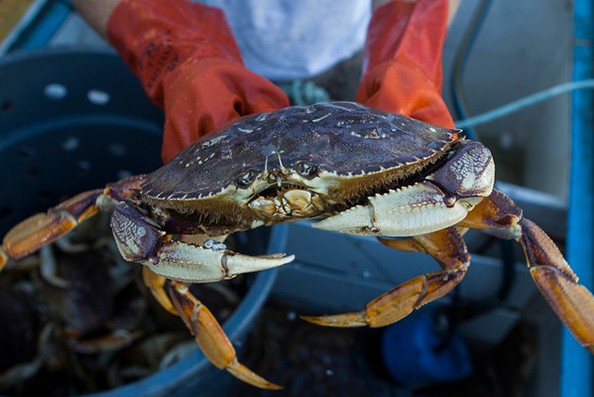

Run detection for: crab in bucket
[[2, 101, 594, 389]]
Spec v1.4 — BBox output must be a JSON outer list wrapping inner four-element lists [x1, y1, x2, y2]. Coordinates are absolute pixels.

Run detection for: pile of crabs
[[0, 215, 243, 394]]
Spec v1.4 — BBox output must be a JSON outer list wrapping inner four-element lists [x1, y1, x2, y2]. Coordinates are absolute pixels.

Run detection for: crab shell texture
[[140, 101, 494, 237]]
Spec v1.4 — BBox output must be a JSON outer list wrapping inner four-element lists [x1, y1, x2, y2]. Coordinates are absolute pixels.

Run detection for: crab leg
[[142, 267, 178, 315], [167, 280, 281, 389], [0, 189, 102, 270], [0, 175, 146, 270], [143, 260, 282, 388], [302, 226, 470, 327], [459, 190, 594, 351]]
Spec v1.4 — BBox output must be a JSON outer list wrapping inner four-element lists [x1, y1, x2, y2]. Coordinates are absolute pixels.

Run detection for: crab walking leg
[[0, 189, 103, 270], [142, 267, 178, 315], [111, 203, 294, 282], [519, 219, 594, 351], [167, 281, 282, 389], [302, 227, 470, 328], [0, 175, 147, 270], [460, 190, 594, 351]]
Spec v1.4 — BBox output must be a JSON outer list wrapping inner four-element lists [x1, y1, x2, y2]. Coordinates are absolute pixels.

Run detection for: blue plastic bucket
[[0, 48, 283, 396]]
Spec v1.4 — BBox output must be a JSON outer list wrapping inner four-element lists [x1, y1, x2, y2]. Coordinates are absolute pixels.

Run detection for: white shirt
[[197, 0, 371, 81]]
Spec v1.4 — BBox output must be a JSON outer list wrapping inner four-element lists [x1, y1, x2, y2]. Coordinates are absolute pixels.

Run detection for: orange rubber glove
[[356, 0, 455, 129], [107, 0, 290, 163]]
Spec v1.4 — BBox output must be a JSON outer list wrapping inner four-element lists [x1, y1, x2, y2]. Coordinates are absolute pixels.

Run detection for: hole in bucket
[[109, 142, 126, 157], [87, 90, 110, 105], [18, 145, 36, 160], [75, 160, 92, 176], [44, 84, 67, 100], [62, 136, 80, 151], [0, 206, 11, 219], [0, 99, 13, 112], [26, 166, 41, 178]]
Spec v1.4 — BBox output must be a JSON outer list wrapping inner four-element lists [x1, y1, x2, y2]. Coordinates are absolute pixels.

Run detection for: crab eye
[[295, 161, 318, 177], [236, 170, 258, 187]]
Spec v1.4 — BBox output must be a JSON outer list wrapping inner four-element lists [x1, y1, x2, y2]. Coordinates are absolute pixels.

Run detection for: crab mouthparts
[[256, 181, 304, 196], [248, 183, 324, 220]]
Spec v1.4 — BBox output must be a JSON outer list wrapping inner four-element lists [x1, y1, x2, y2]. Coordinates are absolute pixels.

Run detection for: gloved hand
[[107, 0, 290, 163], [356, 0, 455, 129]]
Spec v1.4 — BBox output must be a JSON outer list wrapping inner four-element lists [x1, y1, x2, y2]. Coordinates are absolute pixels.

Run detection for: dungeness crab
[[2, 102, 593, 389]]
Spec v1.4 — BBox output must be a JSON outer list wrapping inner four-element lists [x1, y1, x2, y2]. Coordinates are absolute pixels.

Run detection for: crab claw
[[313, 182, 478, 237], [225, 252, 295, 277], [108, 202, 294, 283], [141, 239, 294, 283], [313, 141, 494, 237]]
